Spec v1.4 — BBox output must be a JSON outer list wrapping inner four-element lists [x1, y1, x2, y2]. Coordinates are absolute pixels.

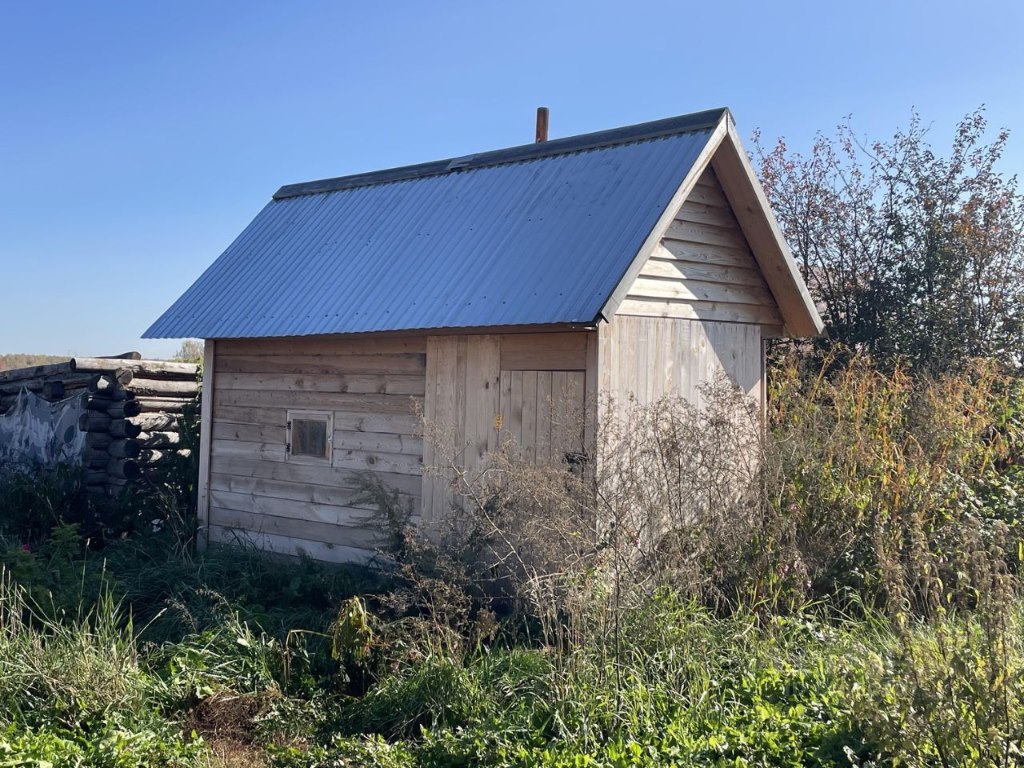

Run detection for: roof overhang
[[712, 116, 824, 337], [598, 112, 824, 337]]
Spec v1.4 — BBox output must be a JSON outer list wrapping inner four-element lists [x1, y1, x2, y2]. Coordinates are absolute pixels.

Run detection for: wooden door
[[497, 370, 586, 467]]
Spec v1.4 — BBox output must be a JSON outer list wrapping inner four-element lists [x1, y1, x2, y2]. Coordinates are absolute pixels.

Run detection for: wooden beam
[[197, 340, 215, 551]]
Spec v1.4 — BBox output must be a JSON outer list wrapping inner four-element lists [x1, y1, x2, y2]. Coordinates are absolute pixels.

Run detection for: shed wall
[[604, 164, 778, 413], [598, 315, 763, 410], [206, 331, 596, 558], [620, 167, 782, 328], [421, 332, 595, 523], [207, 336, 427, 562]]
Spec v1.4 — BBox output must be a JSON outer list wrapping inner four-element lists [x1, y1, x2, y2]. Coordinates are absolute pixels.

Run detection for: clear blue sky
[[2, 0, 1022, 358]]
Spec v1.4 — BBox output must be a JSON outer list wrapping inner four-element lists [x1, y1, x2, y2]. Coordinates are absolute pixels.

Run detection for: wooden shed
[[146, 108, 822, 562]]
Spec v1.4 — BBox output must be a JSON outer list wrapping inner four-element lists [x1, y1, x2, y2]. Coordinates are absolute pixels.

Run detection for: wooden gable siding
[[619, 167, 783, 327], [598, 316, 762, 411], [422, 332, 594, 523], [206, 336, 427, 563]]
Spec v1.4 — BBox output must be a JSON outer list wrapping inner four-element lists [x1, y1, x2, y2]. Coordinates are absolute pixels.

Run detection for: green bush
[[767, 354, 1024, 611]]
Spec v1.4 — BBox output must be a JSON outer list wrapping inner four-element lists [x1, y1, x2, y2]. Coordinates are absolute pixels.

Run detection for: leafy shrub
[[768, 353, 1024, 612], [0, 721, 204, 768]]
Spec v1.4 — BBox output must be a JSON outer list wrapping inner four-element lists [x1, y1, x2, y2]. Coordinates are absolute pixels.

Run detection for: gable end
[[617, 167, 783, 327]]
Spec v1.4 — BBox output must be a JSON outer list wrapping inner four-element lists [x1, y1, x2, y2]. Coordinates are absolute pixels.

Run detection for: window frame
[[286, 409, 333, 464]]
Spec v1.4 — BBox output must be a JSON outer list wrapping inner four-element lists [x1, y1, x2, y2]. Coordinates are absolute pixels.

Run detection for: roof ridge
[[273, 107, 729, 200]]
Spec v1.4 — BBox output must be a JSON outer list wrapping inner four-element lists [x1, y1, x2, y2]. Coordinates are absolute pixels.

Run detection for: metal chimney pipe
[[535, 107, 549, 143]]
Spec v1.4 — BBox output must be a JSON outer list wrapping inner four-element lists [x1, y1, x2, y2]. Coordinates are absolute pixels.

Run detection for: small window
[[287, 410, 332, 462]]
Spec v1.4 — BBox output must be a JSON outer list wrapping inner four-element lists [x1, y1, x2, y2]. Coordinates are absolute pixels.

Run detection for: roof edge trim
[[710, 120, 825, 337], [273, 108, 730, 199]]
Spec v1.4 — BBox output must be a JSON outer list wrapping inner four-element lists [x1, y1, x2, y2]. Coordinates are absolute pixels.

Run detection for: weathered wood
[[137, 431, 181, 448], [71, 357, 198, 378], [217, 354, 426, 377], [84, 396, 111, 412], [84, 471, 108, 486], [521, 371, 538, 464], [107, 459, 140, 480], [675, 200, 743, 228], [209, 472, 418, 511], [129, 412, 179, 431], [535, 371, 553, 463], [332, 411, 422, 436], [84, 451, 111, 469], [332, 447, 421, 477], [108, 439, 141, 459], [128, 378, 199, 397], [0, 375, 86, 396], [332, 429, 422, 456], [599, 113, 729, 320], [106, 400, 143, 419], [208, 335, 434, 558], [211, 438, 287, 462], [207, 525, 375, 565], [217, 336, 427, 358], [84, 432, 112, 449], [629, 277, 774, 306], [642, 253, 766, 286], [616, 298, 781, 325], [79, 413, 111, 432], [464, 335, 501, 469], [598, 315, 763, 410], [88, 375, 131, 399], [136, 397, 196, 413], [209, 455, 422, 496], [109, 419, 142, 439], [618, 167, 785, 329], [659, 238, 755, 268], [0, 379, 40, 396], [215, 388, 420, 413], [136, 449, 171, 463], [40, 381, 64, 400], [210, 405, 287, 427], [209, 506, 382, 550], [710, 126, 823, 336], [498, 333, 588, 371], [0, 361, 71, 384], [665, 219, 750, 251], [213, 421, 286, 443], [210, 489, 379, 530], [216, 372, 423, 396]]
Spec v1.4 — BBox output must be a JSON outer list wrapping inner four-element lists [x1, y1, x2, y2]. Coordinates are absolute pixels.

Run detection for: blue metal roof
[[144, 110, 726, 339]]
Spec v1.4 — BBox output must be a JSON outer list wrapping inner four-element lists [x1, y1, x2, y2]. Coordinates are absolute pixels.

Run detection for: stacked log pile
[[0, 354, 199, 496]]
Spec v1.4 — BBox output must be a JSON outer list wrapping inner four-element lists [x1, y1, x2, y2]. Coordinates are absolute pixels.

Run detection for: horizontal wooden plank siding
[[621, 167, 782, 326], [209, 337, 426, 562]]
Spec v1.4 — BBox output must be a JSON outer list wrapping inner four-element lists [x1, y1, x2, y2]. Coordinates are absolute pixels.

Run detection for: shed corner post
[[196, 339, 215, 551]]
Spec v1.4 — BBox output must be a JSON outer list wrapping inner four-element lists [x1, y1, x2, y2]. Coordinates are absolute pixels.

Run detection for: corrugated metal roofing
[[144, 109, 726, 339]]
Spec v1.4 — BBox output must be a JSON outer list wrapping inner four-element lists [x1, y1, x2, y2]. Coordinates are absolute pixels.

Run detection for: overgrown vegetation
[[2, 108, 1023, 765], [0, 354, 1022, 766], [756, 108, 1024, 373]]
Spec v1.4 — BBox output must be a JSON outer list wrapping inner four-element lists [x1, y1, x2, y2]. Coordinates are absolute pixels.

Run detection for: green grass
[[0, 529, 1019, 767]]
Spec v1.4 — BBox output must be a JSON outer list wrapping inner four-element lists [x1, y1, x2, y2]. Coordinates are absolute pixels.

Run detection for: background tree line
[[0, 354, 68, 372]]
